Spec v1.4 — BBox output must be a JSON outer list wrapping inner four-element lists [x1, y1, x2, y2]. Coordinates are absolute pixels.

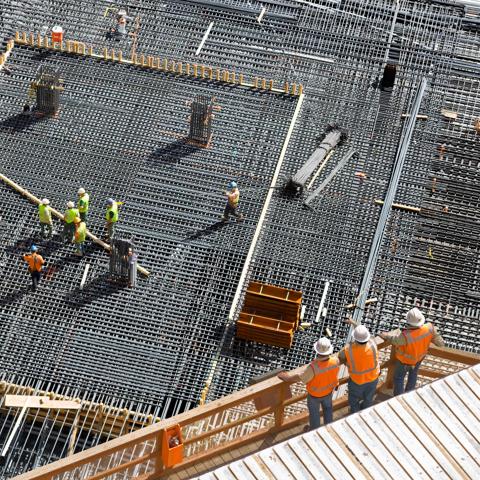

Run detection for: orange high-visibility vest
[[345, 339, 380, 385], [306, 357, 340, 397], [23, 253, 45, 272], [395, 323, 434, 365]]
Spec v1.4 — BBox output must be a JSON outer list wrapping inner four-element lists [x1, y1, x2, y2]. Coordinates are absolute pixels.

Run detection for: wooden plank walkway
[[196, 364, 480, 480]]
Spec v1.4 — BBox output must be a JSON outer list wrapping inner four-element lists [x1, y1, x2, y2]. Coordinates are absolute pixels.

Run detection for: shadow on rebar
[[0, 113, 46, 132], [149, 138, 198, 164], [183, 221, 230, 241], [0, 286, 30, 305], [65, 273, 126, 306]]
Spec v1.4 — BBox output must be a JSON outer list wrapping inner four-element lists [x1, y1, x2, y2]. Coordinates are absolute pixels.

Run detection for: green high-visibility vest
[[78, 193, 90, 213], [64, 208, 79, 223], [75, 222, 87, 243], [105, 203, 118, 223], [38, 204, 52, 224]]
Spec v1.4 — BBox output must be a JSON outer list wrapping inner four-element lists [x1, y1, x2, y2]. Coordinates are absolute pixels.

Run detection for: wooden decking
[[12, 343, 480, 480], [196, 364, 480, 480]]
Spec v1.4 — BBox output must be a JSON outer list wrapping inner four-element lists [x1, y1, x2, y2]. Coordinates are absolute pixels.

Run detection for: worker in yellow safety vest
[[278, 337, 339, 430], [63, 201, 79, 243], [380, 307, 444, 396], [221, 181, 244, 222], [105, 198, 119, 241], [77, 187, 90, 223], [339, 324, 380, 414], [73, 217, 87, 256], [38, 198, 53, 239]]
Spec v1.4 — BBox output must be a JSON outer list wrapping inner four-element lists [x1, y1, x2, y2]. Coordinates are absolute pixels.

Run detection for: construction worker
[[73, 217, 87, 256], [63, 201, 79, 243], [278, 337, 339, 430], [105, 198, 119, 241], [23, 245, 45, 291], [38, 198, 53, 239], [339, 324, 380, 414], [380, 307, 444, 396], [77, 187, 90, 223], [221, 181, 244, 222]]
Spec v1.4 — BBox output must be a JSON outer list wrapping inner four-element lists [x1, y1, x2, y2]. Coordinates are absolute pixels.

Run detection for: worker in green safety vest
[[74, 216, 87, 256], [77, 187, 90, 223], [105, 198, 119, 241], [38, 198, 53, 239], [63, 201, 79, 243]]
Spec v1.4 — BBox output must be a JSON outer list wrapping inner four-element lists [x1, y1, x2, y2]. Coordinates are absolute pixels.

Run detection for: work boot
[[236, 214, 244, 223], [220, 215, 228, 222]]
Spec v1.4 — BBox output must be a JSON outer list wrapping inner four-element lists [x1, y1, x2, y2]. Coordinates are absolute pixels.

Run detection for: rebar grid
[[0, 0, 478, 476]]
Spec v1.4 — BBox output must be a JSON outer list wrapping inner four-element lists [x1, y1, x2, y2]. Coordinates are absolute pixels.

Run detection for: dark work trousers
[[223, 203, 242, 220], [79, 211, 88, 223], [63, 222, 75, 243], [393, 360, 421, 395], [40, 222, 52, 239], [30, 270, 41, 291]]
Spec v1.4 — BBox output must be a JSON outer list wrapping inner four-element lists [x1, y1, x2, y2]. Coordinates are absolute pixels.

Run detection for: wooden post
[[22, 31, 27, 43], [385, 345, 396, 389], [15, 31, 20, 41], [274, 384, 286, 428], [216, 68, 220, 81], [88, 45, 93, 56], [186, 63, 190, 75], [239, 74, 244, 85], [193, 64, 198, 77], [147, 56, 153, 68], [153, 431, 165, 475], [163, 58, 168, 71]]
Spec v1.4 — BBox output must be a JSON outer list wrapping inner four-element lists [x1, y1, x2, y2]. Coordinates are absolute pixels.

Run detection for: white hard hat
[[67, 201, 74, 208], [78, 187, 86, 195], [41, 198, 50, 205], [313, 337, 333, 356], [353, 325, 370, 343], [406, 307, 425, 327], [117, 9, 127, 16]]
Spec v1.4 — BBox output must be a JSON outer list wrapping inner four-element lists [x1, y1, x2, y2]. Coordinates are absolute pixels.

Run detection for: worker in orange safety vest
[[23, 245, 45, 291], [278, 337, 339, 430], [339, 324, 380, 414], [380, 307, 444, 396]]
